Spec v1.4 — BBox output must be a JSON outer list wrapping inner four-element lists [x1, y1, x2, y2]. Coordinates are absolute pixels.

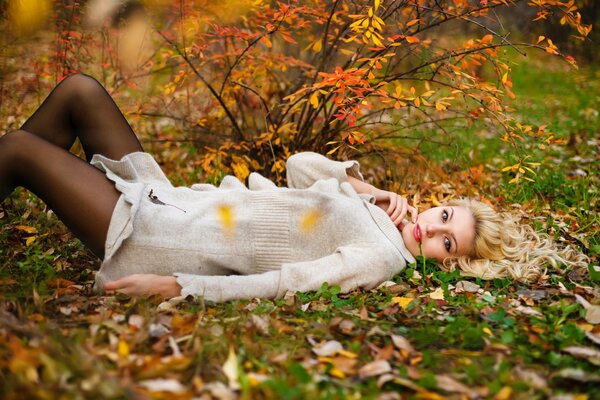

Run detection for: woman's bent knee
[[58, 73, 105, 103]]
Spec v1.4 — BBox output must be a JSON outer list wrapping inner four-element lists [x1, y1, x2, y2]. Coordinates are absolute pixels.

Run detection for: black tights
[[0, 74, 145, 257]]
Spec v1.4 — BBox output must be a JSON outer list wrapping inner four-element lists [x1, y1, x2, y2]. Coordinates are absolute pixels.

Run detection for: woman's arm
[[347, 175, 417, 227], [103, 243, 402, 302]]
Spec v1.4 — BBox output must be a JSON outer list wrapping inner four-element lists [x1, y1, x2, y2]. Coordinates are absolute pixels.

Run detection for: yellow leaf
[[217, 204, 235, 237], [309, 92, 319, 109], [392, 297, 414, 309], [374, 0, 381, 11], [16, 225, 38, 234], [312, 39, 322, 52], [483, 327, 493, 336], [537, 35, 545, 44], [118, 340, 130, 358], [494, 386, 512, 400], [502, 71, 508, 84], [327, 144, 342, 155], [300, 209, 322, 233], [329, 367, 346, 379], [337, 349, 358, 358], [25, 236, 37, 247], [429, 288, 444, 300], [428, 194, 442, 206]]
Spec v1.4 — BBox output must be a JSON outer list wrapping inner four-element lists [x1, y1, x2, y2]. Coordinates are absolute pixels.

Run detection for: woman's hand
[[372, 188, 418, 227], [346, 175, 417, 228], [104, 274, 182, 298]]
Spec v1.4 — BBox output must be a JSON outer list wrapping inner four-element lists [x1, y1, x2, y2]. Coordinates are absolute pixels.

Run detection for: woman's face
[[401, 205, 476, 262]]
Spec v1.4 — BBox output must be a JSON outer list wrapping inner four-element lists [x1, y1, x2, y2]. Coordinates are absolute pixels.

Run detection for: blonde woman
[[0, 75, 587, 301]]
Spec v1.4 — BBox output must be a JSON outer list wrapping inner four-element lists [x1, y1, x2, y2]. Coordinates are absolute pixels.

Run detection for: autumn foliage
[[1, 0, 593, 185]]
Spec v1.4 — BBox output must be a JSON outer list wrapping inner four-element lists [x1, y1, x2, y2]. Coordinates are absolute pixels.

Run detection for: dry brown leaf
[[358, 360, 391, 378], [251, 314, 270, 335], [435, 374, 479, 397], [585, 331, 600, 346], [391, 334, 415, 354], [139, 378, 186, 393], [552, 368, 600, 382], [222, 347, 240, 390], [575, 294, 600, 324], [312, 340, 343, 357], [455, 280, 480, 293], [562, 346, 600, 365], [513, 366, 548, 390]]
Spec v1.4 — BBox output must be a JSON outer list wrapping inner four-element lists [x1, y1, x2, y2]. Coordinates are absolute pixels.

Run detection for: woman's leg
[[0, 130, 120, 257], [20, 73, 143, 161]]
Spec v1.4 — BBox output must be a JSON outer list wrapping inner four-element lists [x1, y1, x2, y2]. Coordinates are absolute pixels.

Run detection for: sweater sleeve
[[174, 244, 401, 302], [286, 152, 364, 189]]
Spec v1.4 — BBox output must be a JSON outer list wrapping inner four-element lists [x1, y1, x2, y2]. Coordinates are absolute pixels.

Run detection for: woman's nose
[[425, 224, 445, 237]]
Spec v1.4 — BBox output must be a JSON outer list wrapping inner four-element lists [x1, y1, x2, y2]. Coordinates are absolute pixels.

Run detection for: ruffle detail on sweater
[[90, 152, 170, 265]]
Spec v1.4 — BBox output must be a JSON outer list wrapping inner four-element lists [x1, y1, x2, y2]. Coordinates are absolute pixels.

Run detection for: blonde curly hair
[[441, 199, 589, 283]]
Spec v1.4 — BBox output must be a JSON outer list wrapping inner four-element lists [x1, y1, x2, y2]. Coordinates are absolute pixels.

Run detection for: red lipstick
[[413, 223, 422, 243]]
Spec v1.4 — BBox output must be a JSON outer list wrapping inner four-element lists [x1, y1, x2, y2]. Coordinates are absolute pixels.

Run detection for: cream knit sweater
[[91, 152, 415, 302]]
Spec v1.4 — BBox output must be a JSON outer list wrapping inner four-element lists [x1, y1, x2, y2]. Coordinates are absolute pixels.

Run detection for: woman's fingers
[[407, 205, 418, 223], [386, 192, 397, 214], [391, 196, 408, 225]]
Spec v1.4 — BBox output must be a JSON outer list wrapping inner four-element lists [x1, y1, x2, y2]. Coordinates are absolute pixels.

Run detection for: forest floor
[[1, 54, 599, 399]]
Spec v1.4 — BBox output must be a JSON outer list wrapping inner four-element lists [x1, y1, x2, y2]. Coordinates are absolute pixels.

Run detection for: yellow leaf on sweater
[[218, 204, 235, 237], [300, 209, 322, 233]]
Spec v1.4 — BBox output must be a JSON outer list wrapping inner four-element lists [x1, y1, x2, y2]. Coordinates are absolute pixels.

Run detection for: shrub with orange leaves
[[1, 0, 592, 185]]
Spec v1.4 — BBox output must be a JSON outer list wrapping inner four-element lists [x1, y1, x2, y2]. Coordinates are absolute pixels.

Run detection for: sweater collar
[[363, 201, 416, 264]]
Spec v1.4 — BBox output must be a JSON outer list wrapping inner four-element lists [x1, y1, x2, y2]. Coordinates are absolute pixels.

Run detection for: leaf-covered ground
[[1, 59, 599, 399]]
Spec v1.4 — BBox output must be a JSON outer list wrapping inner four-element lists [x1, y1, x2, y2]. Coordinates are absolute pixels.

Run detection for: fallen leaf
[[435, 374, 479, 397], [494, 386, 512, 400], [139, 378, 186, 393], [552, 368, 600, 382], [118, 340, 129, 358], [391, 297, 413, 309], [429, 287, 445, 300], [513, 366, 547, 390], [312, 340, 343, 357], [358, 360, 391, 378], [222, 347, 240, 390], [391, 334, 415, 354], [562, 346, 600, 365], [252, 314, 270, 335], [455, 280, 480, 293], [574, 294, 600, 324], [585, 331, 600, 346], [15, 225, 37, 234]]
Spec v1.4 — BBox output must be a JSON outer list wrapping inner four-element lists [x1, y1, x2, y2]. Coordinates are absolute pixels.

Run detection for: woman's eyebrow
[[450, 207, 458, 254]]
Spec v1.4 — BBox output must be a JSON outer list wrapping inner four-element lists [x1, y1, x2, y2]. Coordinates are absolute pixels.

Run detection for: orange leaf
[[16, 225, 38, 234], [405, 36, 419, 43], [480, 34, 493, 44]]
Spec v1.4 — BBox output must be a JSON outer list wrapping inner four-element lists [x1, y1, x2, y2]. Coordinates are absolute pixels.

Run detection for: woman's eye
[[444, 237, 451, 252], [442, 209, 448, 222]]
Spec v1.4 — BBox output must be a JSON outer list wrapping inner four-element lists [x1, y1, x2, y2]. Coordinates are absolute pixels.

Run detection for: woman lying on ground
[[0, 74, 588, 301]]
